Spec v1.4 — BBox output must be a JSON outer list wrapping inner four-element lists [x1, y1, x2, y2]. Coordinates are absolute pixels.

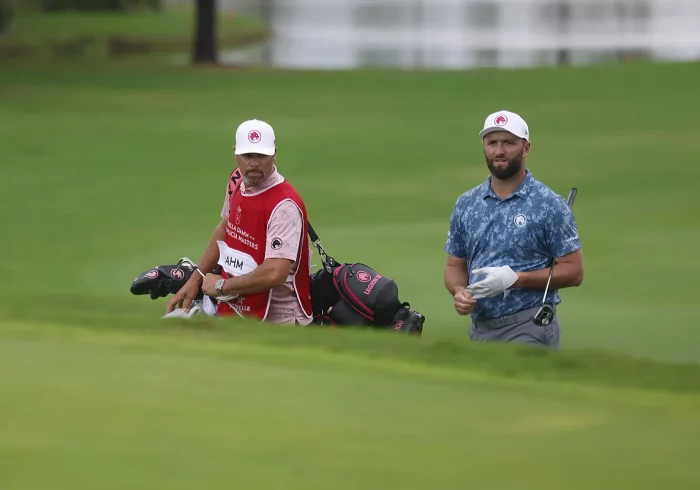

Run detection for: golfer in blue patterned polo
[[444, 110, 584, 348]]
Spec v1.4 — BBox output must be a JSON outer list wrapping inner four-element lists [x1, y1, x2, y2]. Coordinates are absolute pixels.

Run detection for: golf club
[[174, 257, 245, 319], [533, 187, 577, 327]]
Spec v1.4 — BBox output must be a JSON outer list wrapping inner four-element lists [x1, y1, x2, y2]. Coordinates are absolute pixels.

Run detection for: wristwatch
[[215, 279, 226, 296]]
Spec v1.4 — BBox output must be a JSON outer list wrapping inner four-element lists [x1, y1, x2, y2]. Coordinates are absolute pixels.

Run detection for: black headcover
[[130, 263, 197, 300]]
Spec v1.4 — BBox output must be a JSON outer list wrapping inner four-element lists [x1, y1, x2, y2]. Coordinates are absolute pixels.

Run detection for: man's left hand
[[201, 273, 224, 297], [467, 266, 519, 299], [201, 273, 241, 302]]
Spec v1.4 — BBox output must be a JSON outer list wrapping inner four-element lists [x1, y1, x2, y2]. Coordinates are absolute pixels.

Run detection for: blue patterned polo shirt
[[445, 170, 582, 320]]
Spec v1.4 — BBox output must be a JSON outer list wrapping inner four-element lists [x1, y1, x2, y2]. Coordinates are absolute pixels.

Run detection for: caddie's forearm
[[445, 265, 468, 297], [193, 221, 227, 280], [513, 262, 582, 290], [221, 260, 288, 296]]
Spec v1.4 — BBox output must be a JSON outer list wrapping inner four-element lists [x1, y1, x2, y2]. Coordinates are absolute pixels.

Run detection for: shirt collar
[[240, 165, 283, 194], [481, 169, 534, 201]]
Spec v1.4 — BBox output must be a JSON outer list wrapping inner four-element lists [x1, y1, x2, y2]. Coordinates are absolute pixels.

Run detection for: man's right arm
[[191, 219, 227, 282], [446, 254, 477, 316], [444, 197, 477, 316], [196, 179, 233, 280], [445, 254, 468, 296], [444, 198, 468, 297], [166, 219, 227, 313]]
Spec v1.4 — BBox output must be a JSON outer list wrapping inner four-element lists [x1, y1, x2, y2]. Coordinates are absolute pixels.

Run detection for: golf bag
[[307, 224, 425, 335], [129, 224, 425, 335]]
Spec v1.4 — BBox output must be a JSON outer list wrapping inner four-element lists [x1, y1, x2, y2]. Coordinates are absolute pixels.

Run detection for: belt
[[473, 305, 554, 330]]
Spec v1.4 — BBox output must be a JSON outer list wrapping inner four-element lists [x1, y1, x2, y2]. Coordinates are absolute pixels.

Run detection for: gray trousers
[[469, 306, 561, 349]]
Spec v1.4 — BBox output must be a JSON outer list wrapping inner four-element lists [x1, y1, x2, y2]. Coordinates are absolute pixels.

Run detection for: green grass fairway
[[1, 60, 699, 361], [1, 320, 700, 490], [1, 60, 700, 488]]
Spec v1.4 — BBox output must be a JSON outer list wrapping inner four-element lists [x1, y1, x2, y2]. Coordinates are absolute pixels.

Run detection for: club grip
[[566, 187, 577, 209]]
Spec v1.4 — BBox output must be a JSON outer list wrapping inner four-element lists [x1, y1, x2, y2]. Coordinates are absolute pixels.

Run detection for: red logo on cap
[[494, 115, 508, 126], [248, 130, 261, 143]]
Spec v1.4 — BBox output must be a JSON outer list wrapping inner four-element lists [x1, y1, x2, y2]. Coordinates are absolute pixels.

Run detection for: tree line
[[0, 0, 218, 64]]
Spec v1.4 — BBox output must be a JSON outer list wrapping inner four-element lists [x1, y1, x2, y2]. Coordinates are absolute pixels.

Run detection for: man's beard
[[485, 153, 524, 180], [243, 170, 265, 187]]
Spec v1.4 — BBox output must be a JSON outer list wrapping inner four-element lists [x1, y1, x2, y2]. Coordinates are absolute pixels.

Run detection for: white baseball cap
[[234, 119, 276, 156], [479, 110, 530, 141]]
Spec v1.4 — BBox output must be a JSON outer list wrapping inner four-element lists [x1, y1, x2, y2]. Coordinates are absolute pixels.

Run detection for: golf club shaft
[[540, 188, 577, 303]]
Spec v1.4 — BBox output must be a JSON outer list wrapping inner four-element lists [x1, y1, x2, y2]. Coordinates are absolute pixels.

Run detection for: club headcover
[[130, 263, 196, 300], [391, 304, 425, 335]]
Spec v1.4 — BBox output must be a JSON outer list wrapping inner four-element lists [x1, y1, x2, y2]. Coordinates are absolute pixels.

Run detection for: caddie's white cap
[[234, 119, 276, 156], [479, 110, 530, 141]]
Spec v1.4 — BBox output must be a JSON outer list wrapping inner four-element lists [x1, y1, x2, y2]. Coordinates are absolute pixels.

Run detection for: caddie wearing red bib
[[166, 119, 313, 325]]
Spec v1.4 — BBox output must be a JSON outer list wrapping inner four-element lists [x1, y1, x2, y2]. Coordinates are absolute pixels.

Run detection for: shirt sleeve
[[545, 195, 582, 258], [444, 198, 467, 258], [221, 182, 230, 221], [266, 200, 303, 262]]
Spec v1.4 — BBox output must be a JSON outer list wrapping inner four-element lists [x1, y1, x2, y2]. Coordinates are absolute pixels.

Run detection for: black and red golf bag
[[308, 225, 425, 335]]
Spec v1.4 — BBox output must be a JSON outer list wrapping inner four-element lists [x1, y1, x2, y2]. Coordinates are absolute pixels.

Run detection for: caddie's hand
[[454, 289, 477, 316], [466, 266, 519, 300], [201, 273, 223, 297], [166, 277, 201, 314]]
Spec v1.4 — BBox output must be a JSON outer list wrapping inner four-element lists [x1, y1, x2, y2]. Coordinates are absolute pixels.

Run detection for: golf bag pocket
[[310, 267, 338, 318], [332, 263, 402, 326], [327, 300, 371, 327]]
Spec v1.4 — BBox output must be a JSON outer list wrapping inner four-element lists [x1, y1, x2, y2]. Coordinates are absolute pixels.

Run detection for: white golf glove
[[162, 302, 204, 319], [466, 266, 519, 299]]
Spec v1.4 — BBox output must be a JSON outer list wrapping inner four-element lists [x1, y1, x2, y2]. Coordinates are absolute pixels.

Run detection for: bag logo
[[364, 274, 382, 295], [145, 269, 159, 279], [356, 271, 371, 283], [170, 269, 185, 280]]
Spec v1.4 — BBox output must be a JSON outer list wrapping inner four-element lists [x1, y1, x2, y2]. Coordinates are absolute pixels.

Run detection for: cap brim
[[479, 127, 528, 141], [234, 146, 276, 156]]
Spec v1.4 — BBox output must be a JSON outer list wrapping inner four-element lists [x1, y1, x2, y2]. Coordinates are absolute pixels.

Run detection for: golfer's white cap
[[479, 110, 530, 141], [234, 119, 276, 156]]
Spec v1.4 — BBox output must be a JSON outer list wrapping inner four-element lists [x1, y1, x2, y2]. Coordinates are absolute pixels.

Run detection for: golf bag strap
[[308, 222, 320, 245], [307, 221, 338, 273]]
